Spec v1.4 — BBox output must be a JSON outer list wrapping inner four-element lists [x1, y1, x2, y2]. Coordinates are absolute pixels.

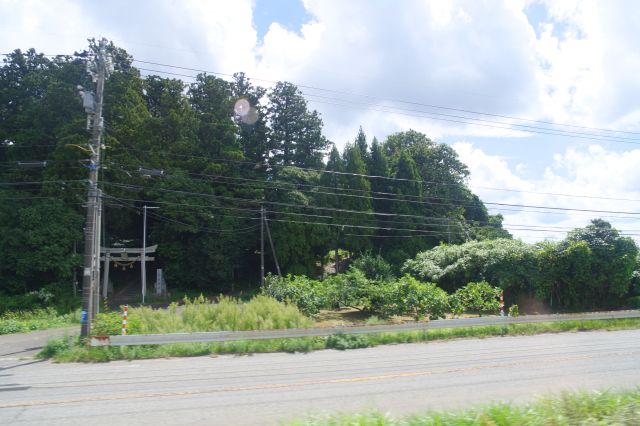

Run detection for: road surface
[[1, 329, 639, 425]]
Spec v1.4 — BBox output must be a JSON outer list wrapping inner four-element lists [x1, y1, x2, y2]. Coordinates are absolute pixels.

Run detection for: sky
[[1, 0, 639, 242]]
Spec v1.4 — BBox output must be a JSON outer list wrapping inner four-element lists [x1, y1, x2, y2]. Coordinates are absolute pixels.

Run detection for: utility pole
[[80, 38, 112, 338], [263, 210, 281, 277], [142, 205, 159, 304], [260, 206, 265, 287]]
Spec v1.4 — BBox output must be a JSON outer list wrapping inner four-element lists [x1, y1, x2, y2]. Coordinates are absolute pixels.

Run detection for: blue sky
[[253, 0, 310, 40], [1, 0, 639, 242]]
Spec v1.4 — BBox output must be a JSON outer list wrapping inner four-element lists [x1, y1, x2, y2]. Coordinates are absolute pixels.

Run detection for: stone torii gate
[[100, 245, 157, 298]]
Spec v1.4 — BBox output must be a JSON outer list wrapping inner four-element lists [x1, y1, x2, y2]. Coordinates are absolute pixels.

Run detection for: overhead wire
[[107, 147, 640, 204], [101, 162, 640, 216], [99, 181, 640, 236], [132, 63, 640, 144]]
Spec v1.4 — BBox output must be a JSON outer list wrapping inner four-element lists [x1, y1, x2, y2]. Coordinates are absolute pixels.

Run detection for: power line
[[103, 194, 260, 235], [139, 65, 640, 145], [0, 179, 87, 186], [96, 192, 640, 234], [101, 180, 640, 228], [107, 147, 640, 205], [102, 162, 640, 217], [4, 52, 638, 139], [132, 60, 640, 139]]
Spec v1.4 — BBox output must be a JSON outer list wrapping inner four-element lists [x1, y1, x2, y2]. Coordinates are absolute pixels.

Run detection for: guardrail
[[90, 309, 640, 347]]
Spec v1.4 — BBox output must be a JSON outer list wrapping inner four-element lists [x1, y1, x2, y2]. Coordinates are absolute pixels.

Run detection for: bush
[[323, 268, 373, 310], [350, 253, 394, 281], [325, 333, 371, 350], [261, 274, 327, 315], [449, 281, 501, 317], [384, 275, 449, 320], [509, 304, 520, 317]]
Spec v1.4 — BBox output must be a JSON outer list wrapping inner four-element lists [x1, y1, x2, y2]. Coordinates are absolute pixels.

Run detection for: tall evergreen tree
[[341, 143, 373, 254], [266, 82, 329, 168], [354, 126, 369, 165]]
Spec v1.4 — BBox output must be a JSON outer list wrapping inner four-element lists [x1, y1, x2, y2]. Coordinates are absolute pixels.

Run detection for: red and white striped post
[[121, 304, 128, 336], [499, 291, 505, 317]]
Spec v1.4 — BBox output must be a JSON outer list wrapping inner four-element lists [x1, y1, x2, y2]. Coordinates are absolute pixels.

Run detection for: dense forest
[[1, 43, 638, 314]]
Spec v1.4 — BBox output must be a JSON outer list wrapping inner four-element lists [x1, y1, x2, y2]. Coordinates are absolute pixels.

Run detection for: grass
[[288, 388, 640, 425], [0, 308, 80, 335], [38, 317, 640, 363], [93, 294, 313, 336]]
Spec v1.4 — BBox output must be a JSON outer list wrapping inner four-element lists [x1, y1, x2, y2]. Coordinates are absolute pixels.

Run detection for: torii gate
[[100, 245, 157, 298]]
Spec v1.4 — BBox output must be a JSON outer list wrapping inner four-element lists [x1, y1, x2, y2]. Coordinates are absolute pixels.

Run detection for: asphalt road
[[1, 329, 639, 425]]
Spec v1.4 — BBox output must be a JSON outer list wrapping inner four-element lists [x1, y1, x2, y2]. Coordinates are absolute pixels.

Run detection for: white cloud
[[454, 142, 640, 243], [254, 0, 543, 144]]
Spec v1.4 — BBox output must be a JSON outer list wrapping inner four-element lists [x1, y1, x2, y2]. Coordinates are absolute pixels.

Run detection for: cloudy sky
[[2, 0, 639, 242]]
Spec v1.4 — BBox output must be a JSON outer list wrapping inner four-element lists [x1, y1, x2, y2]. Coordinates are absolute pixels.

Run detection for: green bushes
[[262, 268, 459, 320], [449, 281, 501, 317], [402, 220, 640, 312], [385, 276, 449, 320], [350, 253, 393, 281], [323, 268, 373, 311], [261, 274, 327, 315]]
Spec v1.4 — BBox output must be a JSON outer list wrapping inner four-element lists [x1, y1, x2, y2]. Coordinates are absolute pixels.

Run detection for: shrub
[[350, 253, 394, 281], [450, 281, 501, 317], [325, 333, 371, 350], [509, 304, 520, 317], [92, 310, 142, 335], [386, 275, 449, 320], [261, 274, 327, 315], [323, 268, 373, 310]]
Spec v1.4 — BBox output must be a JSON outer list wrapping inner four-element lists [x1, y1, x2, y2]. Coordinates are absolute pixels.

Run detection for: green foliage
[[0, 45, 512, 296], [350, 253, 394, 281], [0, 307, 79, 334], [509, 304, 520, 317], [92, 295, 312, 336], [403, 239, 538, 294], [261, 274, 327, 316], [449, 281, 501, 317], [37, 335, 77, 359], [386, 275, 449, 320], [325, 333, 371, 350], [289, 388, 640, 425], [323, 268, 373, 310]]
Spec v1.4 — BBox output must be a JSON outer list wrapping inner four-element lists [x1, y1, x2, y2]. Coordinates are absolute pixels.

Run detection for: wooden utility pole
[[80, 39, 112, 337], [142, 205, 159, 304], [260, 206, 265, 286], [263, 210, 281, 277]]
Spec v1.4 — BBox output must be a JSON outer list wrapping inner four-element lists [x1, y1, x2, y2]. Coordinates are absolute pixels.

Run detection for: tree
[[341, 143, 373, 254], [564, 219, 638, 309], [266, 82, 329, 168], [381, 150, 428, 265], [402, 238, 539, 295], [354, 126, 369, 165], [231, 72, 270, 167]]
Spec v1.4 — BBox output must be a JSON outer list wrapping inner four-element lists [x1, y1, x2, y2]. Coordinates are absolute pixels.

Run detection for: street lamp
[[142, 205, 159, 304]]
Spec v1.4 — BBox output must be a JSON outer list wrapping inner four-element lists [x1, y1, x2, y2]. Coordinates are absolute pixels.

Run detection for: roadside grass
[[288, 388, 640, 425], [0, 308, 80, 335], [93, 295, 313, 336], [38, 317, 640, 362]]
